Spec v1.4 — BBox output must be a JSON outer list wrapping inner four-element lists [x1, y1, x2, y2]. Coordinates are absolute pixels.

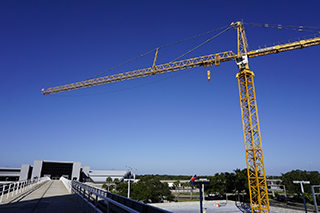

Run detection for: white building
[[83, 167, 135, 183], [0, 160, 135, 183]]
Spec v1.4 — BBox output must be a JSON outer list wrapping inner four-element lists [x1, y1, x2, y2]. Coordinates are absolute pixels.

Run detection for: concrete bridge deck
[[0, 180, 83, 213]]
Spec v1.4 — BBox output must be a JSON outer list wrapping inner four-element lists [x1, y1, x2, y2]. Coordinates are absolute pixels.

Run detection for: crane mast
[[42, 21, 320, 213], [235, 21, 269, 213]]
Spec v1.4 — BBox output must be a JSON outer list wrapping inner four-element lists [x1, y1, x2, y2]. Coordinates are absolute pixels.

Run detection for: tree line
[[281, 170, 320, 204], [136, 174, 191, 180], [102, 169, 320, 204]]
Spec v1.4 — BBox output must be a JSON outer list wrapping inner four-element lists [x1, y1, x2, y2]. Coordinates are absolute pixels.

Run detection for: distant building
[[0, 160, 134, 183], [0, 167, 21, 181], [83, 168, 135, 183], [267, 178, 284, 197], [160, 180, 189, 188]]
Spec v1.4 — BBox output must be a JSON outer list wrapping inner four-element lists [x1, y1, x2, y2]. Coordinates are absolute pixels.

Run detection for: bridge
[[0, 177, 171, 213]]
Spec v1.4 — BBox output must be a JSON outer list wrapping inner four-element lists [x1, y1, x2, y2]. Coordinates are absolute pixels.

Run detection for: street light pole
[[128, 179, 130, 198], [293, 180, 310, 213], [125, 166, 136, 199], [190, 179, 210, 213]]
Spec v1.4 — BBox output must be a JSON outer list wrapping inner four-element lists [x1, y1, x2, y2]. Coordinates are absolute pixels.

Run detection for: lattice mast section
[[235, 21, 270, 213]]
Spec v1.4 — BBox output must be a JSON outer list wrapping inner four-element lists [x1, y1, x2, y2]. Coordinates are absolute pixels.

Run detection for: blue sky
[[1, 0, 320, 176]]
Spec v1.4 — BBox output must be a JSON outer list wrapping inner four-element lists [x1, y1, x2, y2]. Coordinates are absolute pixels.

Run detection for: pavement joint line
[[30, 181, 53, 213]]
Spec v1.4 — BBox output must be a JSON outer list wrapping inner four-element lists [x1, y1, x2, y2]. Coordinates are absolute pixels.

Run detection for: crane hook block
[[207, 70, 211, 82]]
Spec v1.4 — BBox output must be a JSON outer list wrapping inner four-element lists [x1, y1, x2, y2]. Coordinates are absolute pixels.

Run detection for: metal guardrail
[[71, 181, 139, 213], [0, 177, 50, 203], [70, 180, 172, 213]]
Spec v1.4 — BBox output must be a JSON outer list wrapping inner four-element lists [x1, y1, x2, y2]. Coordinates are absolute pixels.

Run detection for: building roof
[[88, 170, 134, 183], [89, 170, 128, 176], [0, 168, 21, 177]]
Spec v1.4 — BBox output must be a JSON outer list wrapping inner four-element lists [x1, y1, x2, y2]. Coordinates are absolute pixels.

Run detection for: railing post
[[7, 184, 12, 199], [18, 182, 21, 193], [106, 198, 110, 213], [15, 182, 19, 195], [81, 188, 86, 209], [18, 181, 22, 193], [0, 185, 6, 203], [95, 194, 98, 212], [86, 191, 90, 212], [12, 183, 16, 197], [20, 181, 23, 193]]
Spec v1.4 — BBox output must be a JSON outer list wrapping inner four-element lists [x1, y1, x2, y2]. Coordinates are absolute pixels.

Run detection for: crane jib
[[42, 36, 320, 95], [42, 51, 236, 95]]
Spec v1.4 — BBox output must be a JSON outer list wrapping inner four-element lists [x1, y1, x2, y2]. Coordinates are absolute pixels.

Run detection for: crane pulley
[[42, 21, 320, 213]]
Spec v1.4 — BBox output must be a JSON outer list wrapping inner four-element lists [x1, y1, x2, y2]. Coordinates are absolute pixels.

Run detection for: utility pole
[[293, 181, 310, 213]]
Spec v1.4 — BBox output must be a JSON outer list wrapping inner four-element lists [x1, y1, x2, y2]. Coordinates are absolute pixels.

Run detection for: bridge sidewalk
[[0, 180, 83, 213]]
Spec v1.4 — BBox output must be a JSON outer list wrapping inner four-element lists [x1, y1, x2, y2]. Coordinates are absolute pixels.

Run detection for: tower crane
[[42, 21, 320, 213]]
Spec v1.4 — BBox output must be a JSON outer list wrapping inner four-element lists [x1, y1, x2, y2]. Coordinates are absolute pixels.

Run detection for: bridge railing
[[0, 176, 50, 203], [60, 176, 71, 193], [70, 181, 171, 213], [71, 181, 139, 213]]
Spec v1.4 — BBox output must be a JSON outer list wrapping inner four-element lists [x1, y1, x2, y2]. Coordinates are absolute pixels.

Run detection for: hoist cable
[[170, 26, 232, 62], [87, 25, 230, 80], [86, 48, 157, 80], [160, 25, 230, 49]]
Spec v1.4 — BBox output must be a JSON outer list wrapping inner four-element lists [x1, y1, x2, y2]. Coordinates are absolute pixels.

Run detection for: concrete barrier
[[60, 176, 71, 193]]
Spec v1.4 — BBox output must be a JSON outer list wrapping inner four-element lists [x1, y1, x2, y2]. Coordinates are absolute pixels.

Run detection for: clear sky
[[1, 0, 320, 176]]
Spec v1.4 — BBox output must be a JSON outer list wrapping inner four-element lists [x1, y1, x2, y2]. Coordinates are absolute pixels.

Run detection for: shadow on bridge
[[0, 193, 83, 213]]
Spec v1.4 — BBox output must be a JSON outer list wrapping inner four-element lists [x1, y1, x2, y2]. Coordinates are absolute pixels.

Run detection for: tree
[[205, 169, 249, 201], [233, 169, 249, 194], [117, 175, 174, 203], [207, 172, 227, 196], [233, 169, 249, 202], [173, 180, 180, 191], [102, 183, 107, 190], [109, 184, 115, 191], [224, 172, 235, 193], [180, 182, 189, 193], [281, 170, 320, 204], [114, 178, 120, 190], [116, 182, 128, 197], [106, 176, 113, 191]]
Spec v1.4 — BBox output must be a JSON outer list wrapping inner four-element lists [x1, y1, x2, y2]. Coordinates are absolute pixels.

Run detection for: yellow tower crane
[[42, 21, 320, 213]]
